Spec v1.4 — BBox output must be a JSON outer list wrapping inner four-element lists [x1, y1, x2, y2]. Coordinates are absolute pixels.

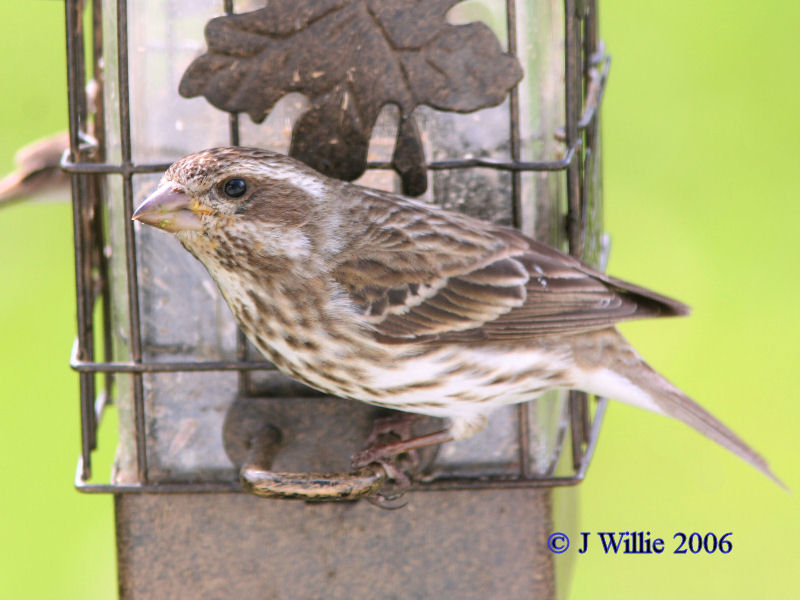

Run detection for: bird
[[132, 146, 780, 486], [1, 81, 98, 208], [0, 132, 71, 207]]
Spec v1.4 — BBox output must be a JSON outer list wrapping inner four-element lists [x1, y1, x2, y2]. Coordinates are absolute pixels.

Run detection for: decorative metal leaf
[[179, 0, 523, 195]]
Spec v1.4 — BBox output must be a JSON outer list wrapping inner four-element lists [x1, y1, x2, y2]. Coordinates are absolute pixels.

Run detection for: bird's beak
[[132, 185, 203, 232]]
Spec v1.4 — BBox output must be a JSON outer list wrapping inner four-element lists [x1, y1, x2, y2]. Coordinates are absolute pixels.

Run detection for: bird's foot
[[352, 412, 423, 478], [351, 427, 455, 470], [361, 412, 421, 449], [356, 417, 417, 508], [367, 461, 412, 510], [352, 413, 455, 506]]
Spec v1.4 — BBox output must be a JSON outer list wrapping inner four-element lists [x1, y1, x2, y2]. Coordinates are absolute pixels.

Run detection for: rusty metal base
[[116, 489, 563, 599]]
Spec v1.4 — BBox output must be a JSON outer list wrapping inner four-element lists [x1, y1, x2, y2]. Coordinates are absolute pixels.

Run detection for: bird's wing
[[13, 132, 70, 174], [1, 132, 71, 204], [332, 194, 688, 343]]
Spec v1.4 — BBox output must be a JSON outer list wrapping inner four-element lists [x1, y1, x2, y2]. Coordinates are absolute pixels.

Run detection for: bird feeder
[[64, 0, 609, 596]]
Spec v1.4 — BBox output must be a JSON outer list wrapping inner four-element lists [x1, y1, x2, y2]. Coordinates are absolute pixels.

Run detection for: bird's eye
[[223, 178, 247, 198]]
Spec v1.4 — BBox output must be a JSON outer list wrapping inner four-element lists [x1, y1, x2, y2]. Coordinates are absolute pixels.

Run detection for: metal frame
[[64, 0, 609, 494]]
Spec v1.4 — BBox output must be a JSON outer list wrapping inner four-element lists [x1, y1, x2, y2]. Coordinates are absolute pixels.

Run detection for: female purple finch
[[133, 147, 780, 485]]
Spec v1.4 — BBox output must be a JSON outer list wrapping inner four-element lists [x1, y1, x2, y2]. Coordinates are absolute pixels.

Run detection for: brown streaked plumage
[[133, 146, 781, 486], [0, 132, 70, 206]]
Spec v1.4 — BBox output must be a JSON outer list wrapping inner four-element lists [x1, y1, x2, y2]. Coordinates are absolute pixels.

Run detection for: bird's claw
[[362, 412, 420, 448], [350, 444, 418, 471], [353, 414, 422, 505], [365, 458, 412, 509]]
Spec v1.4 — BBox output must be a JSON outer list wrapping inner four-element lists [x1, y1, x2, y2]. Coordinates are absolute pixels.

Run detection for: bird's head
[[133, 147, 333, 263]]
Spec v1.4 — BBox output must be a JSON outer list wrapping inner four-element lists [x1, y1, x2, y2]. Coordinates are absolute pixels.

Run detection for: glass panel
[[101, 0, 586, 483], [127, 1, 229, 164]]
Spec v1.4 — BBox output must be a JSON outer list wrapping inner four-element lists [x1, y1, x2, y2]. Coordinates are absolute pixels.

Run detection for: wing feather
[[331, 191, 688, 344]]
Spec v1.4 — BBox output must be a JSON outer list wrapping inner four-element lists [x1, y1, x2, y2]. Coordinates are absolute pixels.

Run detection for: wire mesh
[[64, 0, 610, 493]]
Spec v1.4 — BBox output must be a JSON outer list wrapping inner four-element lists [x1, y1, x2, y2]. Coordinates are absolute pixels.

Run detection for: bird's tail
[[574, 330, 785, 488]]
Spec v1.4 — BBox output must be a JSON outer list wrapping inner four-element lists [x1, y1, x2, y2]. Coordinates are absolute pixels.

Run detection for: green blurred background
[[0, 1, 796, 598]]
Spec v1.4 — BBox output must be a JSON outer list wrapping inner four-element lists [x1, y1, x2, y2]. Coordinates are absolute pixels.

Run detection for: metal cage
[[64, 0, 610, 497]]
